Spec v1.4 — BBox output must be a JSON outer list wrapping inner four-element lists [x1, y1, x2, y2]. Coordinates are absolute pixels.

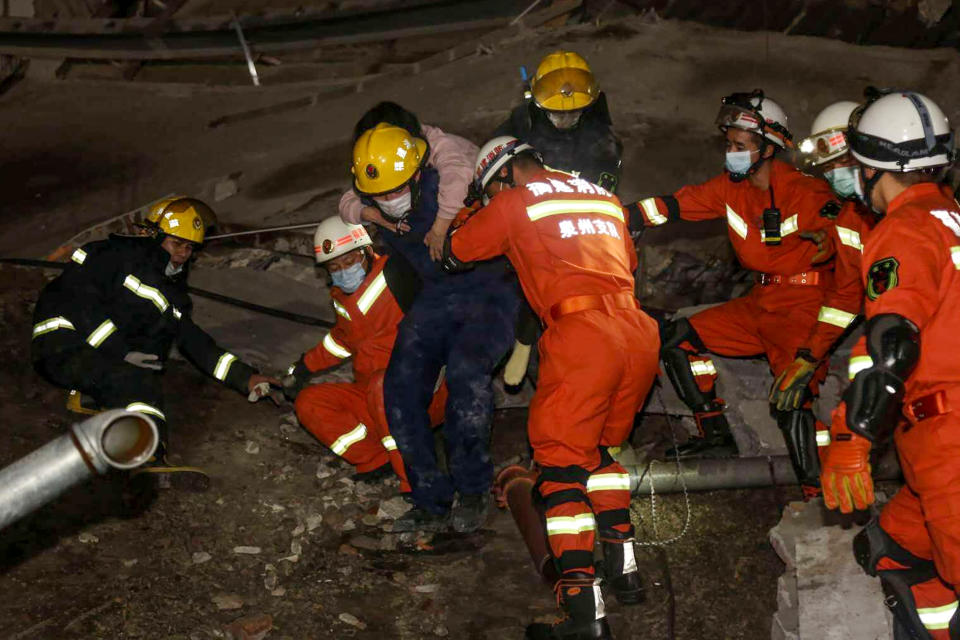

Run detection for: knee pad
[[854, 518, 941, 639]]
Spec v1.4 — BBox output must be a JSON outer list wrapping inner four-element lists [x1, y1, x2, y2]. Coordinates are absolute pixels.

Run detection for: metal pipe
[[625, 454, 901, 495], [0, 410, 158, 531], [494, 465, 559, 584], [231, 13, 260, 87]]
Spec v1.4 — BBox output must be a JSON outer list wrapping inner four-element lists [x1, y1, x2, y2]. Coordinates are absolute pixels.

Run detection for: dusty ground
[[1, 11, 947, 640], [0, 265, 785, 639]]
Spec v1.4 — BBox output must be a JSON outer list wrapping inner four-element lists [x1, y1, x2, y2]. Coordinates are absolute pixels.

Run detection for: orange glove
[[769, 350, 818, 411], [820, 404, 875, 513], [799, 230, 835, 265]]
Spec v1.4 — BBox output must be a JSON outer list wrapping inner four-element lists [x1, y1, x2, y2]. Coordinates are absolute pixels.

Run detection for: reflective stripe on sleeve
[[381, 435, 397, 451], [545, 513, 597, 536], [123, 275, 169, 313], [726, 205, 748, 239], [71, 248, 88, 264], [586, 473, 631, 492], [332, 300, 352, 321], [848, 355, 874, 380], [330, 423, 367, 456], [213, 352, 238, 381], [125, 402, 166, 421], [818, 306, 857, 328], [639, 198, 667, 226], [816, 429, 831, 447], [690, 359, 717, 377], [86, 319, 117, 347], [951, 246, 960, 270], [32, 316, 76, 338], [526, 199, 625, 223], [837, 227, 863, 251], [322, 333, 351, 359], [356, 272, 387, 315], [918, 601, 959, 631]]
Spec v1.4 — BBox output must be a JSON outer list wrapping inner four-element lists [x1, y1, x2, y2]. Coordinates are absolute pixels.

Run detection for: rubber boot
[[775, 408, 821, 500], [392, 505, 451, 533], [666, 401, 736, 458], [601, 533, 644, 606], [130, 442, 210, 492], [526, 573, 613, 640]]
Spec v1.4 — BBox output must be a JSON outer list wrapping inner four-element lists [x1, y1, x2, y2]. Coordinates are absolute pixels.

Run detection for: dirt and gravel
[[0, 264, 786, 639]]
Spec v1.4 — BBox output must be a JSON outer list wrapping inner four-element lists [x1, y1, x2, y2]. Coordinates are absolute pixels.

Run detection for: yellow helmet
[[352, 123, 428, 195], [155, 198, 213, 244], [145, 195, 188, 225], [531, 51, 599, 112]]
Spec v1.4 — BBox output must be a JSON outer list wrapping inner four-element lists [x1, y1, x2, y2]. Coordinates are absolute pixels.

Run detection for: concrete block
[[795, 526, 893, 640]]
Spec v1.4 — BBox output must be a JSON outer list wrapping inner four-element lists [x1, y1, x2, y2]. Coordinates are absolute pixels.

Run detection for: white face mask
[[375, 192, 412, 220], [165, 262, 184, 277], [547, 111, 582, 130]]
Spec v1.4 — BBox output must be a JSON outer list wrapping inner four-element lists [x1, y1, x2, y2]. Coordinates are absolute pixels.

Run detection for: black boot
[[666, 403, 736, 458], [601, 535, 644, 606], [775, 408, 821, 500], [526, 573, 613, 640], [451, 493, 491, 533], [392, 505, 450, 533]]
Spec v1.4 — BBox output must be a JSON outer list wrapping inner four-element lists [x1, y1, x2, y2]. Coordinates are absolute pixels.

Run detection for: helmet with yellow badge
[[154, 198, 214, 245], [531, 50, 599, 130], [352, 123, 430, 221]]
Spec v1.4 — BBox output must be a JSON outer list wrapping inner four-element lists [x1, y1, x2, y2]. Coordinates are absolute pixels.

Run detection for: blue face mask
[[331, 262, 367, 293], [824, 166, 859, 200], [725, 150, 755, 176]]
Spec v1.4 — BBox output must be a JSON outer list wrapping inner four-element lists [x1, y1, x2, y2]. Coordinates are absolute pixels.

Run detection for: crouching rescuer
[[31, 197, 277, 489], [283, 217, 446, 492], [818, 91, 960, 639], [443, 137, 660, 640]]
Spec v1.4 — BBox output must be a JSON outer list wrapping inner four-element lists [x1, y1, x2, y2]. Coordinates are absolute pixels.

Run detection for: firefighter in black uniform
[[494, 50, 625, 386], [31, 197, 278, 489]]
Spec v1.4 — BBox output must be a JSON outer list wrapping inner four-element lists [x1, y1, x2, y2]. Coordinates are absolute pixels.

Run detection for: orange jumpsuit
[[294, 255, 446, 492], [636, 160, 856, 398], [831, 184, 960, 638], [450, 170, 660, 576]]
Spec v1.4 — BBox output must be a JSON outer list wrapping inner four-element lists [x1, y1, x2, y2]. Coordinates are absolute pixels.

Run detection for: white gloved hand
[[503, 342, 532, 387], [124, 352, 163, 370], [248, 381, 272, 403]]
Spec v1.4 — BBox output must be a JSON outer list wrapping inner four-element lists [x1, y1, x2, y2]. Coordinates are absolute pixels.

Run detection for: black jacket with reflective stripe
[[494, 93, 623, 194], [31, 235, 255, 393]]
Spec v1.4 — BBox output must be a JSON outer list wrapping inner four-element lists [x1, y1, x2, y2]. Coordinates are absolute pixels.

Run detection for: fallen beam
[[0, 0, 523, 60]]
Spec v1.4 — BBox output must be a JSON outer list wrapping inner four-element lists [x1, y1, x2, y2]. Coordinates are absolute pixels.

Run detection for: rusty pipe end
[[495, 464, 538, 508]]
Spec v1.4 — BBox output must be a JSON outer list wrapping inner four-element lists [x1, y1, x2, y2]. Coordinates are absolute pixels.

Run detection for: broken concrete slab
[[770, 501, 893, 640]]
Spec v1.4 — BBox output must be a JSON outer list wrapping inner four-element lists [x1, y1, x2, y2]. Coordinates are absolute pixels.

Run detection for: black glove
[[282, 357, 312, 402]]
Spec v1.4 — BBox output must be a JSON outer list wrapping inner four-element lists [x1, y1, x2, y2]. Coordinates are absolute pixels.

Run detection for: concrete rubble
[[769, 501, 893, 640]]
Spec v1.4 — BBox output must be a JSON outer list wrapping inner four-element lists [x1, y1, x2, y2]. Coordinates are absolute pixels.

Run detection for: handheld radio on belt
[[762, 185, 783, 246]]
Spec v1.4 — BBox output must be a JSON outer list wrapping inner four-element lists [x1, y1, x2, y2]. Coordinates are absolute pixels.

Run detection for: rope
[[632, 386, 692, 547]]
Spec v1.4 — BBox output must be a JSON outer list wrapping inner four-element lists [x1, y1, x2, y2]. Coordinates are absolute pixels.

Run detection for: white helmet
[[313, 217, 372, 264], [849, 91, 954, 171], [716, 90, 793, 149], [472, 136, 534, 204], [799, 101, 860, 166]]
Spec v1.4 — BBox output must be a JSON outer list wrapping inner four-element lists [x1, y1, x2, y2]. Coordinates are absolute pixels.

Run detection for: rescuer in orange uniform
[[626, 90, 853, 499], [283, 217, 445, 492], [817, 91, 960, 639], [443, 137, 660, 640], [770, 101, 875, 425]]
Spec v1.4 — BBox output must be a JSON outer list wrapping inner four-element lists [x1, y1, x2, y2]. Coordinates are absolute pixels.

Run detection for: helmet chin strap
[[861, 168, 886, 217]]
